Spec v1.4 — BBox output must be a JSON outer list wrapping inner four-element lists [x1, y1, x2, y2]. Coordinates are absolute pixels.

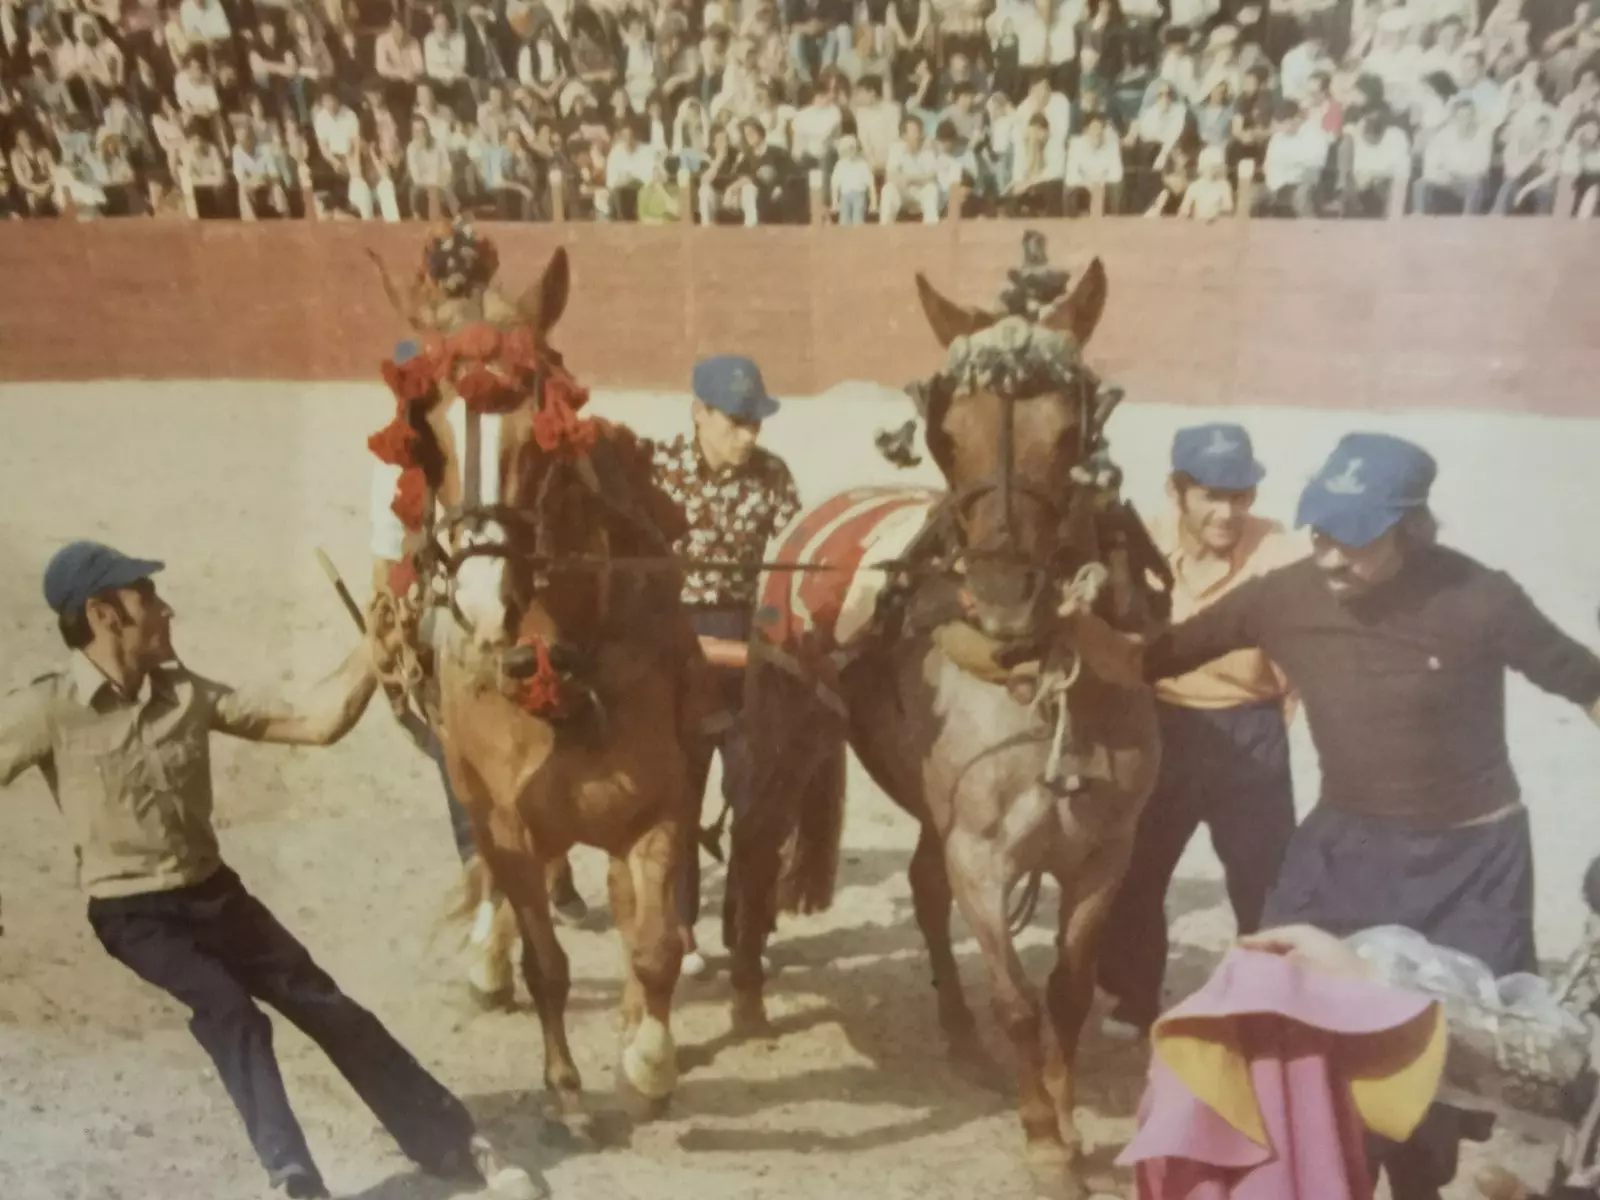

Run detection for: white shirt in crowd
[[376, 30, 424, 80], [605, 141, 659, 190], [1019, 89, 1073, 146], [518, 41, 562, 86], [178, 0, 230, 42], [831, 155, 875, 202], [1422, 122, 1492, 182], [1064, 131, 1123, 186], [1180, 175, 1233, 220], [1350, 126, 1413, 188], [887, 140, 940, 188], [314, 105, 361, 161], [791, 103, 842, 161], [988, 0, 1048, 66], [1279, 41, 1330, 105], [1262, 122, 1330, 191], [424, 29, 468, 82], [174, 72, 220, 117], [1047, 0, 1083, 64]]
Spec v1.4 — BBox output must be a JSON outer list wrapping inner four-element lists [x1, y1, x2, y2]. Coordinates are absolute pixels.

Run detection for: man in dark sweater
[[1062, 431, 1600, 1200]]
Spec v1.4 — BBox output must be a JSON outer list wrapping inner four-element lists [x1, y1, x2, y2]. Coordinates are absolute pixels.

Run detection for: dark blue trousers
[[88, 867, 477, 1192], [1098, 698, 1297, 1027], [1261, 803, 1537, 1199]]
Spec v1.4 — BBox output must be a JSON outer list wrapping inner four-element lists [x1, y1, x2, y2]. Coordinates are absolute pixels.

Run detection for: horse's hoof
[[542, 1109, 599, 1152], [1026, 1146, 1087, 1200], [469, 983, 516, 1013], [730, 994, 775, 1041], [616, 1068, 672, 1125]]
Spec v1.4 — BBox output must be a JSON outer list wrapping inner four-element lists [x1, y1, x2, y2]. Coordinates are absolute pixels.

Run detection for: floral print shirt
[[650, 433, 801, 609]]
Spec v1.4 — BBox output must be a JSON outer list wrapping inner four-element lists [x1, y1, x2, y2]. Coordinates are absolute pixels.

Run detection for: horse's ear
[[916, 272, 999, 349], [1041, 257, 1108, 345], [367, 248, 424, 330], [519, 246, 570, 335]]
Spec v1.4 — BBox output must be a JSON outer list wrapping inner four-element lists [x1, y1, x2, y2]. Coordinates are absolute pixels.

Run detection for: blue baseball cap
[[1295, 432, 1437, 548], [1170, 423, 1266, 490], [692, 355, 780, 423], [43, 541, 165, 616], [393, 338, 421, 363]]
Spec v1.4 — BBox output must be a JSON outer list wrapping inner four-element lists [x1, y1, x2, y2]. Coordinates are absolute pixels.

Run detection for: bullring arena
[[2, 220, 1599, 1200]]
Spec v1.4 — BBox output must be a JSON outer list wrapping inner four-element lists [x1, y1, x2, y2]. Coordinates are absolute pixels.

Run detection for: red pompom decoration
[[501, 326, 539, 372], [456, 365, 525, 415], [367, 415, 419, 468], [391, 466, 429, 530], [381, 356, 437, 405], [451, 321, 501, 363]]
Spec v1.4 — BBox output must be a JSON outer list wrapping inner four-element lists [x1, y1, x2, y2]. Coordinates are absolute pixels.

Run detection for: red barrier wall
[[3, 220, 1596, 418]]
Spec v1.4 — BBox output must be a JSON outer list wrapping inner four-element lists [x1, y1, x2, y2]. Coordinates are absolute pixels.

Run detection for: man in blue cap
[[1062, 430, 1600, 1199], [1096, 423, 1306, 1039], [650, 354, 801, 977], [0, 541, 538, 1200]]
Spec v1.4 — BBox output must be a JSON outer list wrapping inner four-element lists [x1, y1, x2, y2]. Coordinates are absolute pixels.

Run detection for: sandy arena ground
[[1, 379, 1599, 1200]]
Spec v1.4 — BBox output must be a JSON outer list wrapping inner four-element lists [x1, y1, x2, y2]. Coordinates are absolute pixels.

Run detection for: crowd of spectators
[[2, 0, 1598, 223]]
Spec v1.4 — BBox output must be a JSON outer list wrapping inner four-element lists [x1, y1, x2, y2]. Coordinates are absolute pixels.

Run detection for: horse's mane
[[589, 418, 689, 549]]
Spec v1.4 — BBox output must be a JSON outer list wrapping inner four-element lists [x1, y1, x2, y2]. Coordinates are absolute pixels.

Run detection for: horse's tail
[[775, 729, 848, 916]]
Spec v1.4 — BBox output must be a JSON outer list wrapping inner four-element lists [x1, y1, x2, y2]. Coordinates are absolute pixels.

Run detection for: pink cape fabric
[[1117, 948, 1438, 1200]]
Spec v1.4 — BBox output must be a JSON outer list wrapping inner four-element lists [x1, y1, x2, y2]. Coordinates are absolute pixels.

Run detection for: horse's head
[[370, 225, 668, 659], [910, 240, 1116, 643]]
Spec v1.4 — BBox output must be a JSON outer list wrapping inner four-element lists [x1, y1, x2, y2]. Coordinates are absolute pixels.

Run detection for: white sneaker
[[682, 950, 710, 979], [470, 1135, 545, 1200]]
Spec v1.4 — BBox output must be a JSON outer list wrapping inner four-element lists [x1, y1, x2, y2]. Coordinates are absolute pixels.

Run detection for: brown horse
[[724, 246, 1164, 1199], [365, 228, 708, 1139]]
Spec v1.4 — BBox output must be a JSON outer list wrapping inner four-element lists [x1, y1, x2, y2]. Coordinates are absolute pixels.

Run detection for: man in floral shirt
[[652, 355, 801, 977]]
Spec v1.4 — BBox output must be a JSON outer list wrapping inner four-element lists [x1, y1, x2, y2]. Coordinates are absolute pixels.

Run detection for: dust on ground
[[2, 381, 1598, 1200]]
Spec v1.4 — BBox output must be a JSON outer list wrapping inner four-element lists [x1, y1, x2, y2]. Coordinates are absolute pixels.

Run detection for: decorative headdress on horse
[[877, 231, 1122, 471], [365, 220, 596, 547]]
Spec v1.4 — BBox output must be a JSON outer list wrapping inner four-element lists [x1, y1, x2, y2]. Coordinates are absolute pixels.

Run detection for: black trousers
[[677, 607, 754, 935], [1097, 698, 1296, 1028], [88, 867, 477, 1191], [1261, 803, 1537, 1200]]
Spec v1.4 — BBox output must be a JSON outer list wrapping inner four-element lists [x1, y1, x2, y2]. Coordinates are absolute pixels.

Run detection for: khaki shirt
[[0, 655, 277, 900], [1149, 509, 1309, 710]]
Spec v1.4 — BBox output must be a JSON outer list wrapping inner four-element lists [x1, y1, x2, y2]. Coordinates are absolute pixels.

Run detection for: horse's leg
[[606, 852, 644, 1037], [495, 852, 591, 1143], [908, 822, 989, 1072], [615, 819, 683, 1119], [946, 830, 1077, 1200], [1041, 870, 1124, 1195]]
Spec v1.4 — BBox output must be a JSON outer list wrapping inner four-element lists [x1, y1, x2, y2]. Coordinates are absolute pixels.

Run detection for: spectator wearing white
[[1197, 24, 1243, 100], [1000, 111, 1064, 216], [1417, 16, 1467, 82], [830, 132, 876, 223], [70, 16, 123, 110], [1258, 100, 1330, 216], [1150, 28, 1199, 106], [620, 10, 656, 113], [178, 0, 231, 48], [1280, 32, 1333, 105], [987, 0, 1048, 77], [375, 16, 426, 108], [1194, 79, 1234, 149], [1560, 115, 1600, 216], [1555, 66, 1599, 142], [851, 74, 901, 177], [1064, 108, 1123, 215], [1481, 0, 1530, 62], [601, 121, 658, 221], [313, 90, 361, 179], [1124, 79, 1188, 208], [932, 119, 970, 207], [180, 127, 228, 217], [233, 124, 288, 218], [672, 97, 712, 174], [1413, 97, 1492, 213], [1499, 58, 1552, 137], [519, 24, 569, 110], [1541, 6, 1600, 98], [92, 130, 137, 214], [424, 11, 469, 109], [174, 54, 221, 122], [405, 115, 458, 217], [1358, 9, 1425, 114], [349, 145, 401, 222], [1341, 106, 1411, 216], [414, 84, 454, 144], [880, 115, 940, 222], [1016, 73, 1071, 148], [99, 93, 148, 165], [1454, 48, 1505, 130], [1493, 108, 1559, 213], [791, 82, 842, 181], [1178, 144, 1233, 220], [750, 80, 798, 151], [1046, 0, 1083, 92]]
